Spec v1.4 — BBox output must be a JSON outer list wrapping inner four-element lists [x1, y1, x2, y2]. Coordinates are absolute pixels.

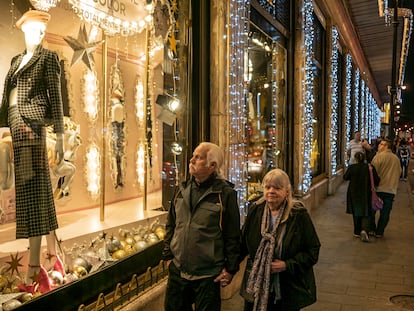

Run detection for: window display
[[0, 0, 188, 299], [246, 24, 287, 200]]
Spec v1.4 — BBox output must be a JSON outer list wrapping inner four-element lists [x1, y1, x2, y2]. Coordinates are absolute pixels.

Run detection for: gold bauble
[[0, 275, 8, 290], [73, 266, 88, 278], [123, 244, 134, 254], [112, 249, 127, 259], [155, 227, 166, 240], [133, 234, 143, 242], [124, 236, 135, 246]]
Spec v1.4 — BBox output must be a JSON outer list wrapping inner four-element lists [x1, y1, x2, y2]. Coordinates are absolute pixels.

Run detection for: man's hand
[[214, 268, 233, 287], [54, 134, 64, 165]]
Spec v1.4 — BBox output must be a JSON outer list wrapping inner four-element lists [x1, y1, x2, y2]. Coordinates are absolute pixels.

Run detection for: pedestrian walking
[[397, 139, 410, 180], [343, 152, 379, 242], [371, 139, 402, 238]]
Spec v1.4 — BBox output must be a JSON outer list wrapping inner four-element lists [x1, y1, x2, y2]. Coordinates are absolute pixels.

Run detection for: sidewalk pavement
[[222, 165, 414, 311]]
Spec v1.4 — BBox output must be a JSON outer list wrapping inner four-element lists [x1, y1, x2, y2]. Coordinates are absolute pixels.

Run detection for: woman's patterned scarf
[[246, 201, 286, 311]]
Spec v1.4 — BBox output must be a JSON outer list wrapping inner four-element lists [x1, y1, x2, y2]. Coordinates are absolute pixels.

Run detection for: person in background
[[397, 138, 410, 181], [162, 142, 241, 311], [343, 152, 379, 242], [240, 168, 320, 311], [347, 131, 372, 165], [371, 139, 402, 238], [0, 10, 65, 294]]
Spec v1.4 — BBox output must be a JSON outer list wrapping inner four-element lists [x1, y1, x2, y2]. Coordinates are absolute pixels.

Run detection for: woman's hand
[[271, 259, 286, 273], [214, 268, 233, 287]]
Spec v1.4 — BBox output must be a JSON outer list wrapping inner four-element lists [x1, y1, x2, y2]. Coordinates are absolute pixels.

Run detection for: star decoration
[[64, 25, 103, 71], [171, 0, 178, 13], [168, 33, 177, 57], [5, 252, 23, 275]]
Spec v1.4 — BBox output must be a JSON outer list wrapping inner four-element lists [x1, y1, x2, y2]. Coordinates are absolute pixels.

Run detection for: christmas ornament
[[5, 253, 23, 275], [64, 24, 103, 71], [48, 270, 64, 286]]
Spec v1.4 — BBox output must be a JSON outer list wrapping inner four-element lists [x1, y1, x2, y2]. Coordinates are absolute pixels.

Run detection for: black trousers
[[164, 262, 221, 311]]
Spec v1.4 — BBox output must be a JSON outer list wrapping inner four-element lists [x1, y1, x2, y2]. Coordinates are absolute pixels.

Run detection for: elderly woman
[[240, 168, 320, 311]]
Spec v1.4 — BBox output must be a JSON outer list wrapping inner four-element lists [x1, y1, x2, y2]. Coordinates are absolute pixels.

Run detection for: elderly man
[[371, 139, 401, 237], [162, 142, 241, 311]]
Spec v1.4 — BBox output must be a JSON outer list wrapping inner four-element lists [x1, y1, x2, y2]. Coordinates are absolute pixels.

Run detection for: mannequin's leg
[[45, 231, 65, 275], [27, 236, 42, 283], [45, 231, 57, 256]]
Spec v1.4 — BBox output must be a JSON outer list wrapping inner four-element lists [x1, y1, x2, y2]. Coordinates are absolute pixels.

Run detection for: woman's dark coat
[[343, 163, 380, 216], [241, 200, 321, 310]]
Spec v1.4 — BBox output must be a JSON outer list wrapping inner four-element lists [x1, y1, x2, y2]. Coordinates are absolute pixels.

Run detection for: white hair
[[198, 142, 225, 179]]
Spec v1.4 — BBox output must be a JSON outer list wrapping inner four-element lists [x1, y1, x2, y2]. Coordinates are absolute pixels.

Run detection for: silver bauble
[[134, 240, 148, 252], [49, 270, 64, 286], [2, 299, 22, 310], [63, 273, 79, 284]]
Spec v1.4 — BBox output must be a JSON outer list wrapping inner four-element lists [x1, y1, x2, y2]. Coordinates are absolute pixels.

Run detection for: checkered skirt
[[8, 106, 58, 238]]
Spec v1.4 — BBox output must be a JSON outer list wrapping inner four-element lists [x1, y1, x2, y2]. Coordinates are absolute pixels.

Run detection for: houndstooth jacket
[[0, 44, 64, 134]]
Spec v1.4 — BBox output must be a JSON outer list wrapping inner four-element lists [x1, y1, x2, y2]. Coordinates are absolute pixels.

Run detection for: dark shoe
[[368, 231, 376, 236], [361, 231, 369, 242], [375, 234, 383, 238]]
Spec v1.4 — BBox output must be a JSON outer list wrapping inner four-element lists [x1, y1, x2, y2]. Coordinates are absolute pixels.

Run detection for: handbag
[[369, 164, 383, 211], [239, 258, 254, 303]]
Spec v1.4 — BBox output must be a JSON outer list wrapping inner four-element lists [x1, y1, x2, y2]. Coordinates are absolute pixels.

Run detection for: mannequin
[[110, 90, 125, 188], [0, 10, 65, 293]]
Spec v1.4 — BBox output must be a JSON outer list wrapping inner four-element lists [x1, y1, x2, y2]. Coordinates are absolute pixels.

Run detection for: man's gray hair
[[198, 142, 225, 179]]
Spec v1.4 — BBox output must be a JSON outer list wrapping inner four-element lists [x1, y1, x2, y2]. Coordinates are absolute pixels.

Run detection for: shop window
[[310, 13, 326, 177], [246, 23, 287, 200]]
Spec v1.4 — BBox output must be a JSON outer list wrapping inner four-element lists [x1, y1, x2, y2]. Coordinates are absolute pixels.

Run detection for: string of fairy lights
[[361, 79, 366, 138], [354, 69, 360, 131], [301, 0, 315, 194], [329, 27, 339, 175], [228, 0, 249, 214], [345, 54, 352, 157]]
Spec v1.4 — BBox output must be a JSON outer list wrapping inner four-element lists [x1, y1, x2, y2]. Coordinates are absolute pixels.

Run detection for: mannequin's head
[[16, 10, 50, 46]]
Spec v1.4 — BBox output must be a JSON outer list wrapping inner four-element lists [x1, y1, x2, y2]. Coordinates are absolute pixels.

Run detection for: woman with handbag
[[240, 168, 320, 311], [343, 152, 380, 242]]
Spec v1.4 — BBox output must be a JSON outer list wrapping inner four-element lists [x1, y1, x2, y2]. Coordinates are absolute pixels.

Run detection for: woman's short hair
[[262, 168, 292, 193], [261, 169, 295, 222], [198, 142, 224, 178]]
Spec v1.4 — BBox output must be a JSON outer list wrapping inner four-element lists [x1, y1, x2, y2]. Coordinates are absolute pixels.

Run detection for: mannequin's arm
[[55, 133, 64, 165]]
